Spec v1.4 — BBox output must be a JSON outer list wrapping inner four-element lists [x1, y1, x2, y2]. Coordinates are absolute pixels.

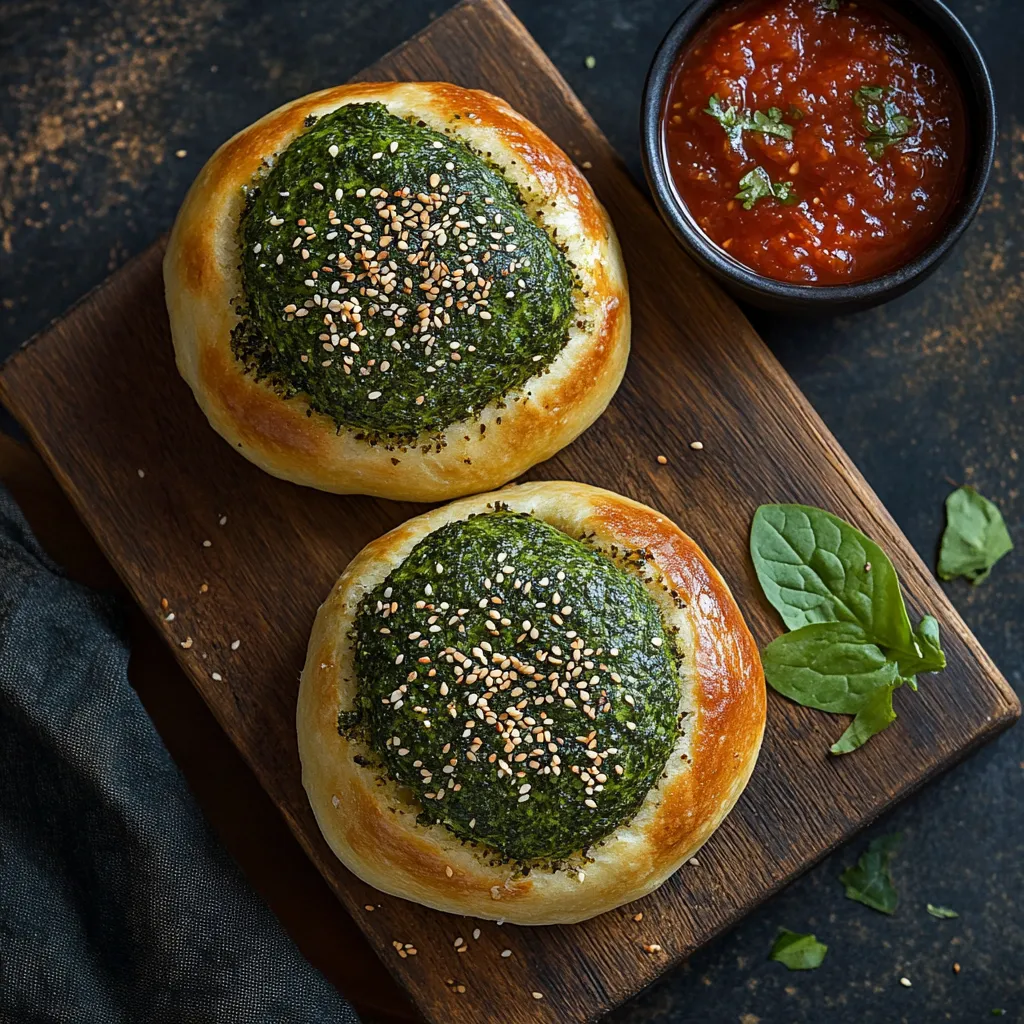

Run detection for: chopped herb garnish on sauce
[[854, 85, 914, 158], [819, 0, 840, 11], [705, 94, 795, 147], [769, 929, 828, 970], [735, 166, 796, 209]]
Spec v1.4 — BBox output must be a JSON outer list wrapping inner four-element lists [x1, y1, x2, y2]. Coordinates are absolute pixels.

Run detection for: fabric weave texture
[[0, 484, 359, 1024]]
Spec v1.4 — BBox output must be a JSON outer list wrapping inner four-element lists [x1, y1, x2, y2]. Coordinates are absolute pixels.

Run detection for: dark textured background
[[0, 1, 1020, 1021]]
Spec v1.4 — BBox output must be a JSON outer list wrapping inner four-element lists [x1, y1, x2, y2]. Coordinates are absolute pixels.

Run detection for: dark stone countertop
[[0, 1, 1020, 1021]]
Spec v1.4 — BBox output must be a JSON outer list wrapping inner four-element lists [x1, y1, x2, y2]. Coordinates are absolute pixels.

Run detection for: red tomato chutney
[[661, 0, 967, 284]]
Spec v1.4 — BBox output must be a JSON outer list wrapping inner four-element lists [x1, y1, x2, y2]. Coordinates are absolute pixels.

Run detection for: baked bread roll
[[297, 481, 765, 924], [163, 82, 629, 501]]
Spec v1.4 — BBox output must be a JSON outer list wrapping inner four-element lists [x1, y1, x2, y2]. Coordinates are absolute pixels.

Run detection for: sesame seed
[[900, 977, 912, 988], [500, 949, 512, 958], [690, 440, 704, 450], [531, 992, 544, 1000], [328, 145, 339, 157], [657, 455, 668, 465], [211, 672, 222, 681], [231, 640, 241, 650]]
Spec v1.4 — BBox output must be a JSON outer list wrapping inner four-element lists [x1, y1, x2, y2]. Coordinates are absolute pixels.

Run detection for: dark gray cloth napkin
[[0, 484, 359, 1024]]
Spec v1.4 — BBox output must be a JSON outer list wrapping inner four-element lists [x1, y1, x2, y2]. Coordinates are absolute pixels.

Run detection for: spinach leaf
[[763, 622, 899, 714], [927, 903, 959, 919], [830, 682, 898, 754], [892, 615, 946, 678], [751, 504, 913, 651], [938, 486, 1013, 585], [841, 834, 901, 913], [769, 929, 828, 970], [735, 166, 796, 210]]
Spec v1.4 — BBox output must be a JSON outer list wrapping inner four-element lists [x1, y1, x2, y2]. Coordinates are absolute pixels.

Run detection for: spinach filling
[[234, 102, 576, 439], [351, 510, 682, 864]]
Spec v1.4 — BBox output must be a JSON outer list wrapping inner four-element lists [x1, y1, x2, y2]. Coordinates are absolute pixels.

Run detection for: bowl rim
[[640, 0, 998, 307]]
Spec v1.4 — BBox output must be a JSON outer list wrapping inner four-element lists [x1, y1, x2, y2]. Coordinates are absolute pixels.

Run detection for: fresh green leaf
[[927, 903, 959, 919], [750, 504, 914, 651], [892, 615, 946, 677], [764, 622, 899, 714], [830, 682, 898, 754], [705, 95, 795, 148], [938, 486, 1013, 585], [853, 85, 914, 158], [841, 834, 901, 913], [769, 929, 828, 970]]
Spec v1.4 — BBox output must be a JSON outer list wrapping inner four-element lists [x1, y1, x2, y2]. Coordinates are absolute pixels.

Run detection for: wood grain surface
[[1, 1, 1017, 1022]]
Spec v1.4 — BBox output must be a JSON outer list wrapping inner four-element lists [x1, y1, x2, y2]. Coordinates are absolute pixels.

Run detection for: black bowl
[[640, 0, 997, 314]]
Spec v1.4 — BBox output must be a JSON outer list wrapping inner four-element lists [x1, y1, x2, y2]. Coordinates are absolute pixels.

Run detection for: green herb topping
[[235, 102, 576, 439], [705, 94, 795, 148], [841, 834, 901, 914], [853, 85, 914, 159], [938, 485, 1013, 585], [769, 929, 828, 970], [750, 504, 946, 754], [927, 903, 959, 919], [350, 510, 683, 863], [735, 166, 796, 210]]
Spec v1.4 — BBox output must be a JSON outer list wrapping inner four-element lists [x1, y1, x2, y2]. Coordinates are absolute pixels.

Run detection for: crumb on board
[[180, 637, 193, 649], [633, 912, 644, 922]]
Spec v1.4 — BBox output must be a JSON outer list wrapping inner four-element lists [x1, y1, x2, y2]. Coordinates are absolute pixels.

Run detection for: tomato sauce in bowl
[[661, 0, 967, 285]]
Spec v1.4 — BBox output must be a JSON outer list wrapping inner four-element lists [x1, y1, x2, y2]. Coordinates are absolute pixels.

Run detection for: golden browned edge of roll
[[163, 82, 630, 501], [296, 481, 766, 925]]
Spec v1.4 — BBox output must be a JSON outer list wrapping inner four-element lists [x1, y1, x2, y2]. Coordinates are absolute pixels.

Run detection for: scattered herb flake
[[927, 903, 959, 919], [819, 0, 840, 10], [938, 486, 1013, 585], [584, 55, 597, 69], [853, 85, 914, 158], [841, 834, 901, 914], [769, 929, 828, 970]]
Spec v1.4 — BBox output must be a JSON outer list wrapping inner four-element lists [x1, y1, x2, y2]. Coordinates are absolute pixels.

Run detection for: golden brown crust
[[296, 481, 765, 924], [163, 82, 629, 501]]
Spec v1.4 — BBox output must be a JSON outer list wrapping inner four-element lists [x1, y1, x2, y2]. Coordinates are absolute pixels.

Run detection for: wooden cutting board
[[1, 1, 1017, 1021]]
